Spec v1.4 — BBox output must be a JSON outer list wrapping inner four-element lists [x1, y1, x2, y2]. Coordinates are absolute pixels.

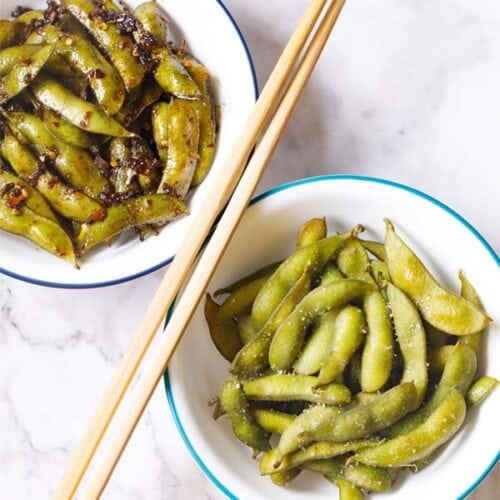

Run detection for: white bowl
[[166, 175, 500, 500], [0, 0, 256, 288]]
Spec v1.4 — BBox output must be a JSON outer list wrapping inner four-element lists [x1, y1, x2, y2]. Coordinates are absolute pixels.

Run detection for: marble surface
[[1, 0, 499, 498]]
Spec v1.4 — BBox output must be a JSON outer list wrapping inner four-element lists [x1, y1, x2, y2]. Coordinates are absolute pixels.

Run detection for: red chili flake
[[79, 120, 88, 128], [87, 208, 106, 223], [20, 58, 32, 66]]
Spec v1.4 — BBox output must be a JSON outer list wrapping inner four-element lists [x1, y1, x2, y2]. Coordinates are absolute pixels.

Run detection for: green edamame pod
[[270, 468, 301, 486], [205, 294, 242, 362], [216, 275, 269, 322], [34, 102, 95, 149], [1, 126, 105, 222], [237, 315, 256, 345], [0, 164, 57, 223], [295, 217, 327, 249], [386, 283, 428, 408], [184, 55, 216, 187], [370, 260, 390, 284], [311, 383, 417, 444], [350, 390, 466, 467], [107, 137, 141, 194], [251, 409, 296, 435], [158, 98, 200, 199], [0, 201, 76, 266], [384, 219, 490, 335], [1, 45, 65, 75], [269, 280, 375, 371], [467, 376, 499, 406], [361, 290, 393, 392], [317, 306, 366, 386], [251, 232, 351, 330], [76, 194, 187, 254], [426, 323, 448, 348], [320, 263, 345, 284], [151, 101, 169, 164], [360, 239, 386, 261], [384, 343, 476, 438], [261, 438, 380, 475], [346, 351, 363, 394], [116, 79, 162, 126], [0, 44, 55, 103], [457, 271, 484, 355], [337, 239, 375, 284], [428, 345, 454, 372], [134, 1, 168, 43], [332, 478, 365, 500], [219, 376, 270, 452], [343, 464, 397, 492], [215, 261, 280, 296], [5, 111, 109, 200], [300, 457, 344, 475], [294, 309, 340, 375], [61, 0, 145, 92], [243, 374, 351, 405], [231, 267, 313, 377], [0, 20, 17, 49], [31, 75, 132, 136]]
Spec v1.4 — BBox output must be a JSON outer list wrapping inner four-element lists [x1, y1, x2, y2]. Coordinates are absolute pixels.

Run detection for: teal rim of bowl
[[164, 174, 499, 500]]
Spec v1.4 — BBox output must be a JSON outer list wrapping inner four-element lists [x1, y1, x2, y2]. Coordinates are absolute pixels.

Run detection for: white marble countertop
[[1, 0, 499, 498]]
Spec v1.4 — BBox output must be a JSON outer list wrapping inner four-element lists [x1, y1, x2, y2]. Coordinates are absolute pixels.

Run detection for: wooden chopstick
[[53, 1, 332, 498], [80, 0, 347, 497]]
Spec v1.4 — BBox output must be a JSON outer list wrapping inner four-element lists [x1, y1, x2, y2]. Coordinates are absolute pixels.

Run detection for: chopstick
[[79, 0, 347, 497], [53, 1, 334, 498]]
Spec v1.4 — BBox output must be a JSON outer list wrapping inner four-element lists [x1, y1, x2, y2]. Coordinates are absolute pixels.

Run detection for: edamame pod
[[360, 239, 386, 261], [251, 232, 351, 330], [5, 111, 109, 200], [231, 267, 313, 377], [243, 374, 351, 405], [294, 309, 340, 375], [384, 343, 476, 438], [320, 263, 345, 284], [317, 306, 366, 386], [428, 345, 454, 372], [1, 126, 105, 222], [0, 44, 55, 103], [370, 260, 390, 285], [216, 275, 270, 322], [205, 294, 242, 362], [361, 290, 393, 392], [184, 55, 216, 187], [0, 20, 16, 49], [342, 464, 397, 492], [26, 24, 125, 115], [337, 239, 375, 284], [251, 409, 296, 435], [467, 376, 499, 406], [295, 217, 327, 249], [61, 0, 145, 92], [270, 468, 301, 486], [158, 98, 200, 199], [311, 382, 417, 444], [457, 271, 484, 355], [387, 283, 428, 408], [0, 201, 76, 266], [134, 1, 168, 43], [269, 280, 375, 371], [31, 75, 133, 136], [332, 478, 365, 500], [107, 137, 141, 194], [349, 390, 466, 467], [237, 315, 256, 345], [76, 194, 187, 254], [0, 164, 57, 223], [219, 376, 270, 452], [116, 80, 163, 126], [151, 101, 169, 164], [384, 219, 490, 335], [215, 261, 280, 296]]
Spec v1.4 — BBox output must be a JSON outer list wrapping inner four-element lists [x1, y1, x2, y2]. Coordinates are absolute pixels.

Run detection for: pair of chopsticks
[[54, 0, 347, 497]]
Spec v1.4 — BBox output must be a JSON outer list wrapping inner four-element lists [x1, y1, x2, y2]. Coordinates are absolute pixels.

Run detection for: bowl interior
[[167, 176, 499, 500], [0, 0, 256, 288]]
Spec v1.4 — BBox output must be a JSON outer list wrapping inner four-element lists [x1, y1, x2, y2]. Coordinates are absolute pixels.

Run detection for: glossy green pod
[[331, 478, 365, 500], [0, 201, 76, 266], [0, 44, 55, 103], [251, 409, 296, 435], [467, 376, 499, 406], [151, 101, 169, 164], [252, 232, 351, 331], [116, 80, 162, 126], [384, 219, 490, 335], [205, 294, 242, 362], [349, 390, 466, 467], [184, 55, 216, 187], [386, 283, 428, 409], [337, 239, 376, 284], [107, 137, 141, 194], [219, 376, 270, 452], [0, 20, 17, 49], [269, 280, 375, 371], [4, 111, 109, 200], [26, 24, 125, 115], [295, 217, 327, 249], [76, 194, 188, 254], [31, 75, 132, 136], [134, 1, 168, 42], [360, 239, 386, 261], [158, 98, 200, 199], [270, 468, 301, 487], [1, 126, 105, 222], [237, 315, 256, 345], [317, 306, 366, 386], [60, 0, 145, 92], [342, 464, 398, 492]]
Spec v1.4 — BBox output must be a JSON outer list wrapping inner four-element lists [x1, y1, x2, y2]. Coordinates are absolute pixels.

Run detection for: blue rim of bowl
[[0, 0, 258, 290], [164, 174, 499, 500]]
